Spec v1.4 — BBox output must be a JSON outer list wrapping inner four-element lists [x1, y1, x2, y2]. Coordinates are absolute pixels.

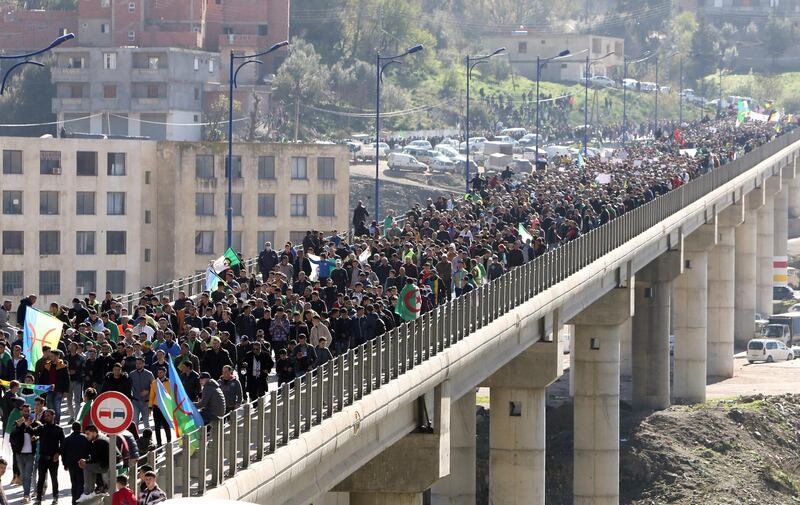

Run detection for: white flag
[[307, 253, 321, 282]]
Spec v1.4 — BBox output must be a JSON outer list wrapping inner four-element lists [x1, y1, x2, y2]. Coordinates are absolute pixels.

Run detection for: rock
[[728, 409, 746, 423]]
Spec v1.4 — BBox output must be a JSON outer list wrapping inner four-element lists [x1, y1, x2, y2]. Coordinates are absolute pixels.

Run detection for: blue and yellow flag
[[167, 356, 205, 430], [22, 308, 63, 371]]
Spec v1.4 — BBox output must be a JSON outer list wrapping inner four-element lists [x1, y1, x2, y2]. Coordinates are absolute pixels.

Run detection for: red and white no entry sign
[[90, 391, 134, 434]]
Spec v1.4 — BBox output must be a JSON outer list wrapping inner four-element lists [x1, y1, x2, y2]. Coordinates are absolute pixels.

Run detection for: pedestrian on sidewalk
[[62, 422, 90, 505]]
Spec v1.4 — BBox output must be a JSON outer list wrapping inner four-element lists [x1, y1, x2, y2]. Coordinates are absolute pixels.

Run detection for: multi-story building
[[482, 31, 625, 82], [0, 137, 349, 305], [51, 46, 216, 140]]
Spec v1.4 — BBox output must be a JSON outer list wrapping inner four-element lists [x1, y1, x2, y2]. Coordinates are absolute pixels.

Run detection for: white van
[[499, 127, 527, 139], [387, 152, 428, 172], [747, 338, 794, 363]]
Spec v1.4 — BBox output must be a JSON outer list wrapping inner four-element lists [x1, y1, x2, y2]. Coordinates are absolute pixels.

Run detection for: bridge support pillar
[[788, 177, 800, 238], [483, 341, 560, 505], [774, 182, 790, 292], [673, 225, 716, 404], [757, 196, 776, 317], [350, 493, 421, 505], [569, 285, 633, 505], [708, 205, 742, 379], [430, 390, 476, 505], [735, 189, 764, 348], [633, 251, 682, 411]]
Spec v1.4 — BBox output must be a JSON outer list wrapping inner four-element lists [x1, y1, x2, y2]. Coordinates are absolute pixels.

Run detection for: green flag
[[518, 223, 533, 243], [211, 247, 241, 274], [155, 379, 200, 450], [395, 283, 422, 321]]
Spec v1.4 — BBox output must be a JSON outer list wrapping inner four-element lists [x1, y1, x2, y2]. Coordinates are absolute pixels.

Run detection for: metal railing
[[118, 129, 800, 497]]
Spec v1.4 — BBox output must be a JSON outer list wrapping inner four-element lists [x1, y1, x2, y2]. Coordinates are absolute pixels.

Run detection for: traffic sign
[[90, 391, 134, 434]]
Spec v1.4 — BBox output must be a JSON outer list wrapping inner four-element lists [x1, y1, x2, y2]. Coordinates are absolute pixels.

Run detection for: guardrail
[[118, 129, 800, 499]]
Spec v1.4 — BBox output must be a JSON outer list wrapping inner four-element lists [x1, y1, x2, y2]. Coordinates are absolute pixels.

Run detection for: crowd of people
[[0, 113, 790, 505]]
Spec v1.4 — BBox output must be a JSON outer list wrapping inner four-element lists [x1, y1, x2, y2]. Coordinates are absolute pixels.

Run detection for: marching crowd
[[0, 114, 789, 505]]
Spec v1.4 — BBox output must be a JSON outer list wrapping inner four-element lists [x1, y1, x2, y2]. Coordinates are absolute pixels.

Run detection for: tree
[[688, 18, 721, 82], [671, 11, 698, 57], [273, 39, 331, 141], [202, 95, 240, 141], [763, 14, 793, 65], [0, 62, 56, 137]]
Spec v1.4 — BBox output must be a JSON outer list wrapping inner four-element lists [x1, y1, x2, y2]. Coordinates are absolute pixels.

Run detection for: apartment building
[[0, 137, 349, 305], [482, 31, 625, 82]]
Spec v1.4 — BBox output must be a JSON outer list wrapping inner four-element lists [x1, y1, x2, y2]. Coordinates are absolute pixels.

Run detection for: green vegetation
[[762, 465, 800, 496]]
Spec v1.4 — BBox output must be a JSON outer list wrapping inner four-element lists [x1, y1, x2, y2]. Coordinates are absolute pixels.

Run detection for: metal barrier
[[120, 130, 800, 497]]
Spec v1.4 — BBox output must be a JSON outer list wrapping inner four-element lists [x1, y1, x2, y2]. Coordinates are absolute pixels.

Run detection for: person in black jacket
[[178, 361, 201, 402], [257, 243, 279, 280], [32, 409, 64, 503], [78, 425, 119, 501], [201, 338, 231, 380], [16, 295, 36, 327], [62, 422, 90, 505], [243, 342, 273, 401], [35, 351, 70, 425], [101, 364, 132, 398], [234, 305, 256, 342]]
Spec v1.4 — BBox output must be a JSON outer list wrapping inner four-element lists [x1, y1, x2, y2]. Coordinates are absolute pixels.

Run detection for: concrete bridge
[[141, 131, 800, 505]]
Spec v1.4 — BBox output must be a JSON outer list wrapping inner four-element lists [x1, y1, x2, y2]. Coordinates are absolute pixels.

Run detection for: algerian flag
[[205, 268, 225, 292], [395, 283, 422, 321], [211, 247, 241, 274], [518, 223, 533, 243], [77, 399, 93, 431], [23, 308, 63, 371]]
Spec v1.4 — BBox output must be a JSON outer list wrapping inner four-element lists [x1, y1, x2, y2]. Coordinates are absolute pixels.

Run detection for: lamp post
[[466, 47, 505, 192], [227, 40, 288, 249], [717, 65, 725, 118], [621, 51, 655, 146], [375, 44, 424, 218], [679, 56, 684, 125], [582, 52, 614, 156], [534, 49, 572, 169], [0, 32, 74, 95]]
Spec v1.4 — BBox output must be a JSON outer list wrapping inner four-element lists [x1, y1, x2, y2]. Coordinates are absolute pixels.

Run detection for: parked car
[[430, 155, 457, 173], [499, 127, 528, 139], [360, 142, 390, 161], [660, 85, 671, 93], [588, 75, 615, 88], [747, 338, 794, 363], [401, 147, 437, 165], [459, 137, 487, 153], [622, 78, 639, 90], [639, 81, 658, 92], [407, 139, 432, 150], [387, 152, 427, 172], [773, 285, 799, 301], [518, 133, 542, 146], [433, 144, 460, 159]]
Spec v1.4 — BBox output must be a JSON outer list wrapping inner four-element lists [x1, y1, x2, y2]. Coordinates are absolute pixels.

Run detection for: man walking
[[129, 359, 154, 430], [62, 422, 90, 505], [32, 409, 64, 504]]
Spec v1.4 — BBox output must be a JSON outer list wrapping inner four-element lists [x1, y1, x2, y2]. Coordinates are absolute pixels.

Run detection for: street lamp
[[227, 40, 289, 248], [0, 32, 75, 95], [375, 44, 424, 218], [582, 52, 614, 156], [621, 51, 655, 146], [534, 49, 574, 169], [465, 47, 505, 191]]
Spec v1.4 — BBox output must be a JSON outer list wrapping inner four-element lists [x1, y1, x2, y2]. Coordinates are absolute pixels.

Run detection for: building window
[[103, 85, 116, 99], [229, 193, 242, 216], [128, 31, 135, 42], [1, 271, 23, 296], [196, 155, 214, 179], [2, 231, 23, 255], [195, 193, 215, 216], [40, 151, 61, 174], [103, 52, 117, 70], [145, 171, 151, 184], [39, 271, 60, 296], [39, 231, 60, 255], [144, 248, 151, 262], [147, 85, 159, 98], [194, 87, 200, 101], [289, 231, 306, 243], [144, 210, 151, 224], [3, 150, 22, 174], [70, 84, 83, 99], [592, 38, 601, 54], [76, 192, 95, 215], [225, 156, 242, 179], [257, 231, 275, 250], [318, 194, 335, 217], [76, 151, 97, 176], [39, 191, 59, 215], [100, 23, 110, 34], [100, 0, 110, 7], [290, 194, 307, 216], [290, 157, 307, 180], [106, 231, 127, 254], [258, 193, 275, 216], [518, 41, 527, 53], [67, 56, 85, 68], [258, 156, 275, 179], [106, 270, 125, 294], [76, 271, 96, 295], [195, 231, 214, 255], [317, 157, 335, 180], [76, 231, 95, 255], [193, 57, 199, 71], [107, 192, 126, 215], [107, 153, 126, 175], [148, 56, 159, 69], [2, 191, 22, 214], [128, 1, 135, 12], [208, 59, 214, 73], [258, 24, 268, 36], [231, 231, 243, 252]]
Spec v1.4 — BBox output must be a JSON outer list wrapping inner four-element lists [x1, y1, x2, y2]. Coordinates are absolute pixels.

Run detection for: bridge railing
[[129, 129, 800, 497]]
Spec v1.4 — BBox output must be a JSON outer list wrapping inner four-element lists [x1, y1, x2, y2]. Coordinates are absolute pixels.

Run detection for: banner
[[22, 308, 63, 371]]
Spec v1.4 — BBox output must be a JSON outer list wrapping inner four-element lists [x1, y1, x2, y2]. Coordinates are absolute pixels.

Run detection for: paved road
[[348, 161, 464, 193]]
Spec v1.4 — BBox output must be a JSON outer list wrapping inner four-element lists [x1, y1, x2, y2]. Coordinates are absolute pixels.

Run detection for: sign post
[[90, 392, 133, 505]]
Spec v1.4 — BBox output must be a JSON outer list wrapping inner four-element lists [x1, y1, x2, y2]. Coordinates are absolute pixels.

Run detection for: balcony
[[131, 97, 169, 111], [51, 67, 90, 82], [131, 67, 169, 81], [52, 97, 91, 112]]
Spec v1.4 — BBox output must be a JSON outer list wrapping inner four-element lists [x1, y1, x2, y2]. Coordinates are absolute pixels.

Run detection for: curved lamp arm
[[0, 33, 74, 61], [233, 59, 263, 88], [0, 60, 44, 95], [237, 40, 289, 60]]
